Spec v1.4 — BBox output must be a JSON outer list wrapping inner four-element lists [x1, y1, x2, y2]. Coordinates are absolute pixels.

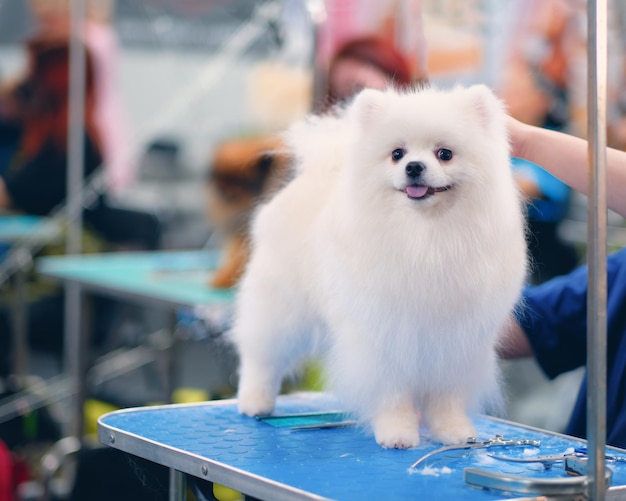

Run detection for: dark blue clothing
[[517, 247, 626, 448], [0, 121, 20, 176], [1, 133, 101, 216]]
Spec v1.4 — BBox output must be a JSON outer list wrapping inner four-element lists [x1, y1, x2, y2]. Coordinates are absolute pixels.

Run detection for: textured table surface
[[98, 392, 626, 500]]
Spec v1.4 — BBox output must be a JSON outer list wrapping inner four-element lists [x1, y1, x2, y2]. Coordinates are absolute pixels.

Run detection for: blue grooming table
[[98, 392, 626, 500]]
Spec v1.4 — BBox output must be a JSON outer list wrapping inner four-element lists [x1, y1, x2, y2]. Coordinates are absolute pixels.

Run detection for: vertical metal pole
[[304, 0, 327, 111], [162, 311, 178, 403], [65, 0, 86, 439], [11, 250, 29, 380], [169, 469, 186, 501], [483, 0, 503, 88], [587, 0, 608, 498], [67, 0, 85, 255]]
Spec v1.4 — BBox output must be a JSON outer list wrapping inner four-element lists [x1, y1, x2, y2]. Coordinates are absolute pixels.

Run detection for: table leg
[[187, 476, 219, 501], [167, 311, 178, 402], [64, 282, 91, 439], [11, 266, 28, 381], [157, 310, 178, 404], [169, 469, 186, 501]]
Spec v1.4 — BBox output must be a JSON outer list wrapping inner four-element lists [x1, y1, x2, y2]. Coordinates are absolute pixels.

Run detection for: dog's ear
[[461, 84, 505, 130], [350, 88, 388, 129]]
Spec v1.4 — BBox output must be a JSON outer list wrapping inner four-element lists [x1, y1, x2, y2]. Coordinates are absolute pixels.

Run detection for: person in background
[[316, 0, 428, 111], [500, 115, 626, 448], [0, 36, 102, 215], [0, 35, 158, 379], [0, 37, 105, 375], [26, 0, 134, 193], [324, 35, 423, 109], [318, 0, 428, 83]]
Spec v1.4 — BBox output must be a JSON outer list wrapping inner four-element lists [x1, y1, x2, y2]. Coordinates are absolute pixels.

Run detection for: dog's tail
[[282, 107, 351, 176]]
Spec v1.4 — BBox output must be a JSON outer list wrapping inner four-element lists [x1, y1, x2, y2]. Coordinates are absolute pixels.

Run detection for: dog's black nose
[[405, 161, 426, 178]]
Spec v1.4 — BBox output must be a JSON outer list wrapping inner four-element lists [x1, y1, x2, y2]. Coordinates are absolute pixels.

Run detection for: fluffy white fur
[[230, 85, 528, 449]]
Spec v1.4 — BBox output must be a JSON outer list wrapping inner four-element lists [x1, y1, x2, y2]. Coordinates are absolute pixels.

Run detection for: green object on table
[[258, 411, 355, 429]]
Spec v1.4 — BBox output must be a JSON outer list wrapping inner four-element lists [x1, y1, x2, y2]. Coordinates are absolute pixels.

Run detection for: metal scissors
[[409, 434, 541, 471]]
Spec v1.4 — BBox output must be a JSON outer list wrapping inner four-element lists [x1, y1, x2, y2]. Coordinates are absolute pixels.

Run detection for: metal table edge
[[97, 402, 332, 501], [95, 395, 626, 499]]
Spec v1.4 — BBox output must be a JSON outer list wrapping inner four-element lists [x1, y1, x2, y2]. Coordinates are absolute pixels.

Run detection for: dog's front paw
[[375, 427, 421, 449], [428, 415, 476, 445], [373, 407, 420, 449], [237, 386, 276, 417]]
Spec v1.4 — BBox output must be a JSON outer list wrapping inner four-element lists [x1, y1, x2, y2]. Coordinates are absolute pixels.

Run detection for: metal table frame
[[97, 392, 626, 501]]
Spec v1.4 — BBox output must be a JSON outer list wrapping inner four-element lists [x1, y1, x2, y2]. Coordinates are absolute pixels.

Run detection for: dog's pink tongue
[[405, 185, 429, 198]]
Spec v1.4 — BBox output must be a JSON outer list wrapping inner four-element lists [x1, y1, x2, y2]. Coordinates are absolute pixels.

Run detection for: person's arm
[[0, 177, 11, 209], [507, 116, 626, 218], [496, 316, 535, 359]]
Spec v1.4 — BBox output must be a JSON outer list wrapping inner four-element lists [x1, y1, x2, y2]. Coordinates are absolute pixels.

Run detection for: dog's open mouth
[[404, 184, 451, 200]]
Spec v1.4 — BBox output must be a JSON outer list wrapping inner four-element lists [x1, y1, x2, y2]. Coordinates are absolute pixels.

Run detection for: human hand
[[0, 178, 12, 210], [506, 114, 531, 160]]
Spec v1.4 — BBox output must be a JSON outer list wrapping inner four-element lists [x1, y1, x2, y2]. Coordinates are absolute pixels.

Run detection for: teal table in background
[[0, 214, 61, 244], [37, 250, 234, 309]]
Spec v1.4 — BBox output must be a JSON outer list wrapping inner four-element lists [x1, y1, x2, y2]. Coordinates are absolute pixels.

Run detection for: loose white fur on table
[[230, 84, 528, 449]]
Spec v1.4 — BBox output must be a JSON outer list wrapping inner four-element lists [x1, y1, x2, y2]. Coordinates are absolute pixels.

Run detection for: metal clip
[[489, 446, 626, 470], [409, 434, 541, 471], [464, 458, 612, 496], [489, 452, 575, 470]]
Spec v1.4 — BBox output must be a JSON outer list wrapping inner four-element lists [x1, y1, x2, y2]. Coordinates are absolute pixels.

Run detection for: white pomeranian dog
[[230, 84, 528, 449]]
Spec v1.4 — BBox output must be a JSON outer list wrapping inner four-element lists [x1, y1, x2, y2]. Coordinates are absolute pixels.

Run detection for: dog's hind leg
[[422, 393, 476, 445]]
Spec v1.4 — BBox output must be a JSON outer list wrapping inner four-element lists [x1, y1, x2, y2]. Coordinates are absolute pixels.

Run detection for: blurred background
[[1, 1, 626, 499]]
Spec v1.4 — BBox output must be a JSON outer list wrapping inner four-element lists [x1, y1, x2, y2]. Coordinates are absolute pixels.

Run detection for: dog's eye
[[436, 148, 453, 161], [391, 148, 406, 162]]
